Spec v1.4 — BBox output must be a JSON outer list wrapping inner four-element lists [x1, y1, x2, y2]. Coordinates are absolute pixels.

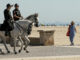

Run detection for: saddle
[[0, 20, 14, 31], [0, 22, 14, 37], [0, 24, 5, 31]]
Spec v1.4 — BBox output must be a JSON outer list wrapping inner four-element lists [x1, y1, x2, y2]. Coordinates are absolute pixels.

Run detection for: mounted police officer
[[3, 4, 14, 37], [13, 4, 23, 21], [13, 4, 23, 46]]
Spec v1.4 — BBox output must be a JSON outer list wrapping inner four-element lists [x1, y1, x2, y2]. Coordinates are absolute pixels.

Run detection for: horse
[[17, 13, 39, 53], [0, 13, 39, 54]]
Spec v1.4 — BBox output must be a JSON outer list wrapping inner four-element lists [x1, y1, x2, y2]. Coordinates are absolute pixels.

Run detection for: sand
[[29, 26, 80, 46], [0, 26, 80, 60]]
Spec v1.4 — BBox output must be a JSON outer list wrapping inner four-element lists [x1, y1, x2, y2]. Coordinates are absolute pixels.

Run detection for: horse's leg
[[23, 35, 30, 53], [18, 36, 24, 53], [13, 38, 17, 54], [2, 38, 10, 53], [0, 49, 5, 54]]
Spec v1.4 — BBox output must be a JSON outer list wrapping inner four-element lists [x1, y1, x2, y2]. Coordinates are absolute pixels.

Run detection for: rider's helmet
[[6, 3, 13, 8], [15, 3, 19, 7]]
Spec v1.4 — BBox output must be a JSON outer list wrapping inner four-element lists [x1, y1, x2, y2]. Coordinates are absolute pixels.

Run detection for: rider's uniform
[[13, 9, 21, 21], [3, 9, 13, 37]]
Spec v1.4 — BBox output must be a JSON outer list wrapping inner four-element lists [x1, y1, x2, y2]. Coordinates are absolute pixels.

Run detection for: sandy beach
[[29, 26, 80, 46], [0, 26, 80, 60]]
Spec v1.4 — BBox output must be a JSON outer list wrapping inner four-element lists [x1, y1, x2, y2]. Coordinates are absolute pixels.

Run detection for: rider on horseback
[[13, 4, 23, 21], [3, 4, 14, 37]]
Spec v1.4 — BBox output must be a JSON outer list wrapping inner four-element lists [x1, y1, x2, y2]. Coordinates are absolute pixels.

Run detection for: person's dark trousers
[[69, 36, 74, 45]]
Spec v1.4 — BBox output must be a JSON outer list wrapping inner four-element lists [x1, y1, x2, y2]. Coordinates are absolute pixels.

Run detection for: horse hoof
[[19, 50, 21, 53], [24, 48, 26, 50], [7, 51, 10, 53], [26, 51, 29, 53], [15, 52, 17, 54]]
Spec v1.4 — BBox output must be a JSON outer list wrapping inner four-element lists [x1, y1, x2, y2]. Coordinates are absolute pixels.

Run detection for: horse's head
[[25, 13, 39, 27]]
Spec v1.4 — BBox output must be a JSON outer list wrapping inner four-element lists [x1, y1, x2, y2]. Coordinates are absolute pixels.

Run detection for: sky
[[0, 0, 80, 24]]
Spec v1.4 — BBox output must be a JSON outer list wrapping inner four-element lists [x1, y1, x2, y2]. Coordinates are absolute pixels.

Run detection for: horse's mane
[[26, 14, 35, 20]]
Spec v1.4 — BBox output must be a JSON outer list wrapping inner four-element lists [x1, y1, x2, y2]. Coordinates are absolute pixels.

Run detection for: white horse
[[0, 13, 39, 54], [17, 13, 39, 53]]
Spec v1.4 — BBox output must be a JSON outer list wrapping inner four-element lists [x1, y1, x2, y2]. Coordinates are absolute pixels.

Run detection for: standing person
[[13, 4, 23, 21], [3, 4, 13, 37], [69, 21, 76, 46]]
